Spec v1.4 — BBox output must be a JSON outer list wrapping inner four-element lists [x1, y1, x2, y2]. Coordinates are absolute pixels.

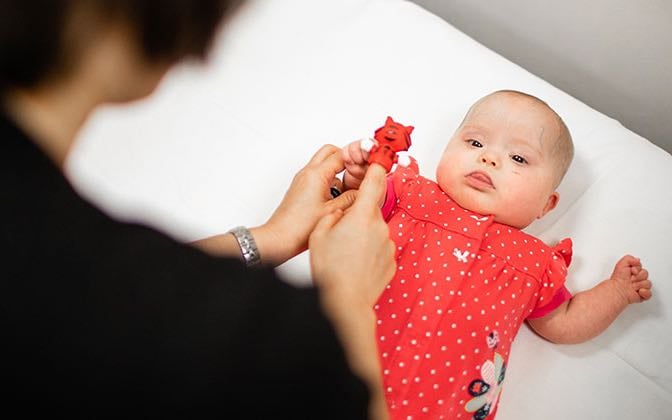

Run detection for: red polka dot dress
[[375, 166, 572, 420]]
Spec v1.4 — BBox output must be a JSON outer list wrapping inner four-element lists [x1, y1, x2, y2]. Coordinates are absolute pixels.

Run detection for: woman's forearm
[[191, 225, 292, 266], [320, 290, 389, 420]]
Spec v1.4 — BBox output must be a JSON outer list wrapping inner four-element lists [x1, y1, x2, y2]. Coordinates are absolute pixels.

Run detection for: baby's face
[[436, 92, 562, 229]]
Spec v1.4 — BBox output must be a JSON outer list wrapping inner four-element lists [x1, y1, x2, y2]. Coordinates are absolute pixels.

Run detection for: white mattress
[[68, 0, 672, 418]]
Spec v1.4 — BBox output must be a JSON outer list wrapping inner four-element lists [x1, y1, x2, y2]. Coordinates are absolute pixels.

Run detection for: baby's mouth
[[466, 171, 495, 190]]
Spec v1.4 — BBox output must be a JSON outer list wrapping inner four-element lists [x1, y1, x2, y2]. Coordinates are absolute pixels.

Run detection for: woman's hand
[[255, 144, 361, 265], [309, 163, 395, 306], [308, 163, 394, 420], [192, 145, 358, 264]]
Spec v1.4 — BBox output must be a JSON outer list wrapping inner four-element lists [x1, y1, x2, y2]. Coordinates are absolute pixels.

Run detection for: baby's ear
[[406, 125, 415, 135], [539, 192, 559, 218]]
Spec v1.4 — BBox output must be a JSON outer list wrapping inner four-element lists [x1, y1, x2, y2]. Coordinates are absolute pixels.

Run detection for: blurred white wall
[[410, 0, 672, 153]]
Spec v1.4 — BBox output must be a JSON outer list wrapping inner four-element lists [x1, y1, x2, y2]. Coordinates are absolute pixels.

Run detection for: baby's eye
[[468, 139, 483, 148], [511, 155, 528, 164]]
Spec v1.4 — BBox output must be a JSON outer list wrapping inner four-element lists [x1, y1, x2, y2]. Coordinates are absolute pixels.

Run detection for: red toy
[[361, 116, 414, 173]]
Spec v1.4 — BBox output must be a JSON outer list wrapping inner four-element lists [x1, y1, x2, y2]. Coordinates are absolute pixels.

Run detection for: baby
[[342, 90, 652, 420]]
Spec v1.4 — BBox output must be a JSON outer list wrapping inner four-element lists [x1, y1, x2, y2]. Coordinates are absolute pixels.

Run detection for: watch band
[[227, 226, 261, 267]]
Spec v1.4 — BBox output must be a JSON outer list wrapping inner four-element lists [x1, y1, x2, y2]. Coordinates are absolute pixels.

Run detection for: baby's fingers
[[344, 141, 368, 165], [632, 274, 652, 302], [615, 255, 639, 270], [354, 141, 370, 164], [637, 288, 653, 301], [633, 278, 652, 290], [634, 268, 649, 281]]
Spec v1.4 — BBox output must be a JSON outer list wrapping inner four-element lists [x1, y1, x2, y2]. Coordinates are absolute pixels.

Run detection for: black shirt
[[0, 113, 369, 418]]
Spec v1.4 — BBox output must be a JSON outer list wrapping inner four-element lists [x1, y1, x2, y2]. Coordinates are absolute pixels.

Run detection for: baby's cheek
[[492, 193, 539, 228], [435, 163, 455, 192]]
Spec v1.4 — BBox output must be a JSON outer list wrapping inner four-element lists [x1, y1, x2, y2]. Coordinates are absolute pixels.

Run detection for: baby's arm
[[527, 255, 652, 344]]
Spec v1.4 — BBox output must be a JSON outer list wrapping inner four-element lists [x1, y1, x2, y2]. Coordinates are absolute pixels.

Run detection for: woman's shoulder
[[0, 114, 249, 288]]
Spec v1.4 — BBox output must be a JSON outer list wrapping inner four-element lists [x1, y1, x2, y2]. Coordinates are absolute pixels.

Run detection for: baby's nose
[[481, 156, 498, 167]]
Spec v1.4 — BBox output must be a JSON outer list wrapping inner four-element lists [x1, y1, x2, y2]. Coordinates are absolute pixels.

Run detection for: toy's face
[[374, 117, 413, 152]]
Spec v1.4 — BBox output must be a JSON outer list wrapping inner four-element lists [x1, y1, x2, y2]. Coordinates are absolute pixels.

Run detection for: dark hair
[[0, 0, 244, 91]]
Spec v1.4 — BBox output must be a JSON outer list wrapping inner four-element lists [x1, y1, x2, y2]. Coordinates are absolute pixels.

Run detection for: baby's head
[[436, 90, 574, 229]]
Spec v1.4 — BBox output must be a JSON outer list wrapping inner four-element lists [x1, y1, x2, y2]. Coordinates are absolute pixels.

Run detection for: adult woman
[[1, 1, 393, 418]]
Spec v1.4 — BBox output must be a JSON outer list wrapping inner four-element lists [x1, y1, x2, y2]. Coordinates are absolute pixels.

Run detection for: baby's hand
[[342, 140, 374, 190], [609, 255, 652, 304]]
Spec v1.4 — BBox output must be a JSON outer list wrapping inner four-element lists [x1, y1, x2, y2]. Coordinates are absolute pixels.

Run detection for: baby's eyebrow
[[460, 124, 487, 135], [511, 138, 543, 158]]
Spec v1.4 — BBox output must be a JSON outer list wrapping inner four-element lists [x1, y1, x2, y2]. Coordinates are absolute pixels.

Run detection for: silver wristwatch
[[227, 226, 261, 267]]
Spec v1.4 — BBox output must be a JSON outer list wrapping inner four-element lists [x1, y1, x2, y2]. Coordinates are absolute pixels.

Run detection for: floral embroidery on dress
[[486, 331, 500, 350], [464, 352, 506, 419]]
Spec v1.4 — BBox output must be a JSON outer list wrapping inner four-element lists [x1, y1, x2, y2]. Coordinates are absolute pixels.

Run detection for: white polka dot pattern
[[376, 167, 572, 419]]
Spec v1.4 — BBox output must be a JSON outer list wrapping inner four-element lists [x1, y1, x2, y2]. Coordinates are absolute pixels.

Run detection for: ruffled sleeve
[[381, 158, 420, 220], [527, 238, 573, 319]]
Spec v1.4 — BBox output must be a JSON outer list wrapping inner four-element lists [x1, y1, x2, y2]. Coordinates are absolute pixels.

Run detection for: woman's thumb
[[353, 163, 387, 211]]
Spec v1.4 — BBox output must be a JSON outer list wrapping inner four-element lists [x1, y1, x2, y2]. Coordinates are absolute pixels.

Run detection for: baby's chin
[[441, 186, 491, 217], [447, 191, 532, 230], [439, 181, 536, 230], [491, 214, 532, 230]]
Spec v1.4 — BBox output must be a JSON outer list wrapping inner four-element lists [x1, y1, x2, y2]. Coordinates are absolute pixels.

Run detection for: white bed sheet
[[68, 0, 672, 418]]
